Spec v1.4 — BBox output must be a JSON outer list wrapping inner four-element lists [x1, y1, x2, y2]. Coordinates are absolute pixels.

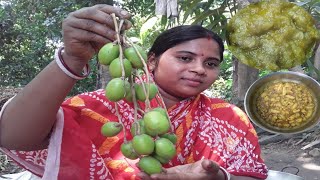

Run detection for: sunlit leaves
[[0, 0, 96, 95]]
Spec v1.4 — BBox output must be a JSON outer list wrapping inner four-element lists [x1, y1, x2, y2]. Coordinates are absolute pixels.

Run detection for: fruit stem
[[130, 73, 139, 123], [155, 96, 163, 108], [123, 158, 136, 169], [125, 36, 173, 131], [132, 122, 139, 135], [156, 93, 174, 133], [137, 108, 145, 114], [125, 36, 150, 79], [130, 72, 145, 135], [111, 13, 125, 78], [124, 36, 152, 103], [136, 74, 151, 110], [114, 102, 127, 142]]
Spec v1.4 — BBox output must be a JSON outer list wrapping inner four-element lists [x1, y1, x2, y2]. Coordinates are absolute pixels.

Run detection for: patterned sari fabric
[[1, 89, 268, 180]]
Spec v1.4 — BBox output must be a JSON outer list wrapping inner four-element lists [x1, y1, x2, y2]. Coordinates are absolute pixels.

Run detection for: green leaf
[[191, 1, 227, 25], [182, 0, 203, 23], [161, 15, 167, 26]]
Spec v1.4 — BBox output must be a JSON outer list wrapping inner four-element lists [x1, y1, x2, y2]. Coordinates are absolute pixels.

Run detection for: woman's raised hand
[[61, 4, 131, 65]]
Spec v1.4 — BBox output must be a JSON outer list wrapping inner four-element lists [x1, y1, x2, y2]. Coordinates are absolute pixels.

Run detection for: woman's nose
[[190, 61, 206, 75]]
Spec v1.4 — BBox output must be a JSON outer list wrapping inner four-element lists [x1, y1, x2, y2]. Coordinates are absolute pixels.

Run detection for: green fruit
[[124, 83, 133, 102], [105, 78, 128, 102], [124, 89, 133, 102], [153, 154, 170, 164], [138, 156, 162, 175], [98, 43, 120, 65], [160, 133, 177, 144], [120, 141, 139, 160], [144, 111, 170, 136], [101, 122, 123, 137], [124, 45, 147, 69], [153, 107, 167, 117], [135, 83, 158, 101], [132, 134, 155, 155], [154, 138, 176, 160], [130, 119, 146, 136], [109, 58, 132, 78]]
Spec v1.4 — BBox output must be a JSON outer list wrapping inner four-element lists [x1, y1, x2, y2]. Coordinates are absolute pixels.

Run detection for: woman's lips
[[182, 78, 203, 87]]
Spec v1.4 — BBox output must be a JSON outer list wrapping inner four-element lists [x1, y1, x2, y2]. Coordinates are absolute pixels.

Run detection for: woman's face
[[149, 38, 221, 99]]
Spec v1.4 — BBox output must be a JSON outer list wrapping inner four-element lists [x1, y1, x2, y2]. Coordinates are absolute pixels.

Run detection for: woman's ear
[[147, 53, 157, 72]]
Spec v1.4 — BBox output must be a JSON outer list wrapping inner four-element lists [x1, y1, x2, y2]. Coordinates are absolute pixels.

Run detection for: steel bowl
[[266, 170, 304, 180], [244, 71, 320, 134]]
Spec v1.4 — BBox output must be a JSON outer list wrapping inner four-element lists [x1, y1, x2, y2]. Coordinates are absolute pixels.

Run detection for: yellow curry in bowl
[[245, 71, 320, 134], [255, 81, 316, 129]]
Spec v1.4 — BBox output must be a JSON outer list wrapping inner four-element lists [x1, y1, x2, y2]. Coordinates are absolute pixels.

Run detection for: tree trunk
[[96, 65, 112, 89], [231, 0, 259, 109], [289, 65, 305, 74], [231, 59, 259, 110], [312, 44, 320, 80]]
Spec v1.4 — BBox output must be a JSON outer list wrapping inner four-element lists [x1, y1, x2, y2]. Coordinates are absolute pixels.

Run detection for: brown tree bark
[[312, 44, 320, 80], [96, 65, 112, 89], [231, 59, 259, 110], [289, 65, 305, 74]]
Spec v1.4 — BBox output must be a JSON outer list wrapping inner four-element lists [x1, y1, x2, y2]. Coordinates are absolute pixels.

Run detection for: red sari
[[1, 89, 268, 179]]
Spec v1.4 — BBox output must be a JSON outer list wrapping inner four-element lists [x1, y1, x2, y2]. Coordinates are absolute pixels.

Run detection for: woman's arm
[[0, 61, 80, 150], [0, 4, 131, 151]]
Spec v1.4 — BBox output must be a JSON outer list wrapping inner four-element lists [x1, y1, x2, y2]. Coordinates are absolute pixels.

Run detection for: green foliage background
[[0, 0, 93, 94], [0, 0, 319, 99]]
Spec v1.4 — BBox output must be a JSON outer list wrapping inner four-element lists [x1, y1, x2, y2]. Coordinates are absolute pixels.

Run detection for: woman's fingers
[[98, 4, 132, 29], [138, 172, 153, 180], [63, 4, 132, 48], [201, 159, 220, 174], [63, 17, 116, 44], [147, 160, 220, 180], [61, 4, 132, 61], [71, 5, 131, 30], [98, 4, 131, 19]]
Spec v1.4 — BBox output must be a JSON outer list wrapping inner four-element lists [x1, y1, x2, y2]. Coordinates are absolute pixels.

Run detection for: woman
[[0, 4, 268, 180]]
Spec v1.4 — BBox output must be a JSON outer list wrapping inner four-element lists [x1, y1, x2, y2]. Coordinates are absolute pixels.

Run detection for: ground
[[259, 130, 320, 180], [262, 144, 320, 180]]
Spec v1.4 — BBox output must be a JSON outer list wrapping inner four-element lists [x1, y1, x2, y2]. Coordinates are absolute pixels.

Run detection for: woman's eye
[[205, 61, 219, 68], [179, 56, 192, 62]]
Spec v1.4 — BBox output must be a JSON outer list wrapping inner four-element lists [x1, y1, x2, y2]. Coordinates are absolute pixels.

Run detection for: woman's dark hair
[[148, 25, 224, 61]]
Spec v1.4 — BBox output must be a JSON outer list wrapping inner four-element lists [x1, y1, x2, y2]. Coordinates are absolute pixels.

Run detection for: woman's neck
[[157, 87, 184, 109]]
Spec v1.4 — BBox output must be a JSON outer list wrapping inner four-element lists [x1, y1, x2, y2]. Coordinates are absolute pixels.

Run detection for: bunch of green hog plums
[[98, 42, 177, 175]]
